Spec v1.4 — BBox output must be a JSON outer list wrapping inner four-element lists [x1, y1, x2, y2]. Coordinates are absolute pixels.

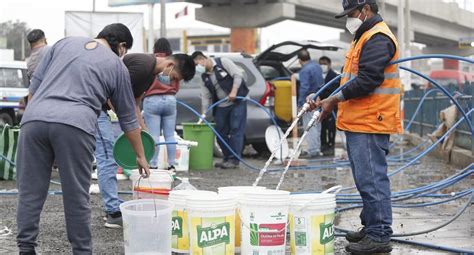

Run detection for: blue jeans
[[345, 131, 393, 242], [95, 111, 123, 214], [143, 95, 177, 167], [214, 101, 247, 163], [302, 111, 321, 155]]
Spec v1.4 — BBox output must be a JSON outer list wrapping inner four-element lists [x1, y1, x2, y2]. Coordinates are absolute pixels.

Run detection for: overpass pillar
[[230, 28, 257, 54]]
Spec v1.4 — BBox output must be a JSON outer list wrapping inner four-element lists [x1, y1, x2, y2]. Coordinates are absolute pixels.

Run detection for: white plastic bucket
[[289, 192, 338, 255], [158, 135, 191, 172], [218, 186, 266, 253], [129, 170, 174, 200], [120, 199, 173, 255], [239, 190, 290, 255], [168, 190, 216, 253], [186, 194, 237, 255]]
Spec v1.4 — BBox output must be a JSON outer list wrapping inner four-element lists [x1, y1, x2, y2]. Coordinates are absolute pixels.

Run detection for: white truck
[[0, 61, 29, 125]]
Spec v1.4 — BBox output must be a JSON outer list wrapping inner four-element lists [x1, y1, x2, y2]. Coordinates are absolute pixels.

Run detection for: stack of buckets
[[121, 182, 339, 255]]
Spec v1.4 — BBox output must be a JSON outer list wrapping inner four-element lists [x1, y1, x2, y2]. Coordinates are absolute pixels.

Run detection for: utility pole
[[148, 3, 155, 53], [404, 0, 411, 88], [160, 0, 167, 38], [92, 0, 96, 12], [397, 0, 405, 59], [380, 0, 386, 15], [21, 32, 25, 60]]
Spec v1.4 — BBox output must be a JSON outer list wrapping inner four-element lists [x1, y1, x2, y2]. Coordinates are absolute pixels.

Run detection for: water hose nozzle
[[305, 111, 321, 132], [297, 103, 310, 119]]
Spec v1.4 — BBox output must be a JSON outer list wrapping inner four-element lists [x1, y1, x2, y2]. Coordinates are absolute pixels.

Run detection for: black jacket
[[320, 69, 340, 100], [341, 14, 396, 101]]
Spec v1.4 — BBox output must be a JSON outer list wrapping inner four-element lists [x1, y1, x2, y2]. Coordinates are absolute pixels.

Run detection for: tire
[[0, 112, 13, 126]]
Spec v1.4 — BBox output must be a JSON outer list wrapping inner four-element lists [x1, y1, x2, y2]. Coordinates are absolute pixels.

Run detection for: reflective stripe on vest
[[373, 87, 400, 95], [341, 72, 400, 80]]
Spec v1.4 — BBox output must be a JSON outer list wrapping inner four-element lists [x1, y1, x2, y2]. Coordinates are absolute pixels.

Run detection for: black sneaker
[[167, 165, 176, 171], [345, 236, 392, 254], [220, 161, 239, 169], [214, 161, 227, 168], [299, 151, 323, 159], [105, 211, 123, 229], [20, 251, 36, 255], [346, 227, 366, 242]]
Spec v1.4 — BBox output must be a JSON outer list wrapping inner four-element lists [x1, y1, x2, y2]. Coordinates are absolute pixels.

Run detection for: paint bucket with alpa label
[[289, 186, 341, 255], [239, 189, 291, 255], [186, 194, 237, 255], [217, 186, 267, 253], [168, 190, 217, 253]]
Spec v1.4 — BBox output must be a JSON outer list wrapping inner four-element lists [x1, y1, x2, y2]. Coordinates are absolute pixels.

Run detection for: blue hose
[[203, 96, 283, 159], [390, 54, 474, 65], [404, 89, 441, 131], [400, 66, 474, 136]]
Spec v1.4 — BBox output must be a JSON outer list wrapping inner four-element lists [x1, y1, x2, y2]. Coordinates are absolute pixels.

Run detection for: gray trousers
[[16, 121, 95, 254], [302, 111, 322, 155]]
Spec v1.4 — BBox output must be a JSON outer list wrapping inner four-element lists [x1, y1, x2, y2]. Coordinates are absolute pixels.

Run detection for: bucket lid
[[186, 194, 237, 210], [265, 125, 289, 160], [169, 190, 216, 206], [113, 130, 155, 169]]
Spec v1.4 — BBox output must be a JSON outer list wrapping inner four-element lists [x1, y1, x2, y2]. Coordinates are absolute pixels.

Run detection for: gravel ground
[[0, 141, 472, 254]]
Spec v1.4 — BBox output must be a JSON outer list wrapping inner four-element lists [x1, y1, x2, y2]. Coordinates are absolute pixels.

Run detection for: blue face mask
[[158, 66, 174, 85], [195, 64, 206, 74]]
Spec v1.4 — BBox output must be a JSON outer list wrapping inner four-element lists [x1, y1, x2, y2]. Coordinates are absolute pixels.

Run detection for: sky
[[0, 0, 343, 52]]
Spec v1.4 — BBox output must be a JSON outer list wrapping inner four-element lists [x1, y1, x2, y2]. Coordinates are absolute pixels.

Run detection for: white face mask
[[346, 11, 366, 35], [321, 64, 329, 73]]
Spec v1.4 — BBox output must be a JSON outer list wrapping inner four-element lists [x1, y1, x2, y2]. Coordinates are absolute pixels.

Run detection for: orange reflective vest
[[337, 21, 403, 134]]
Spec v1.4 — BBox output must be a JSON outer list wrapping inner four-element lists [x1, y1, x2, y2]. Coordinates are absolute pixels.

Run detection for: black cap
[[335, 0, 376, 19]]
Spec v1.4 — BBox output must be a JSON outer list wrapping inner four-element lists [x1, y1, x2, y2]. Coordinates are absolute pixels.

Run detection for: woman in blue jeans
[[143, 38, 178, 170]]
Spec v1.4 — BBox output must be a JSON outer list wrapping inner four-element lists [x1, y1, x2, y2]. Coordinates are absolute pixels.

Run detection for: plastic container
[[272, 80, 292, 122], [113, 130, 156, 169], [129, 170, 174, 200], [218, 186, 267, 253], [120, 199, 173, 255], [186, 194, 237, 255], [182, 123, 215, 170], [157, 135, 191, 172], [168, 190, 217, 253], [239, 189, 290, 255], [173, 178, 197, 191], [289, 193, 337, 255]]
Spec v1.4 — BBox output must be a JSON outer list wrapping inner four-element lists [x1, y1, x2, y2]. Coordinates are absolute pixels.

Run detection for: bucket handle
[[295, 185, 341, 213], [237, 207, 289, 234], [135, 175, 158, 218], [322, 185, 342, 195]]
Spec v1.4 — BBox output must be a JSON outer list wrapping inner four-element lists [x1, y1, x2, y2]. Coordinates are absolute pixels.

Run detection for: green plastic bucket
[[113, 130, 155, 169], [182, 123, 215, 170]]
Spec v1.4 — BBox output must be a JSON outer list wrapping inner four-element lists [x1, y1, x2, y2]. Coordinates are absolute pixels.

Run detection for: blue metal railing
[[403, 84, 473, 152]]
